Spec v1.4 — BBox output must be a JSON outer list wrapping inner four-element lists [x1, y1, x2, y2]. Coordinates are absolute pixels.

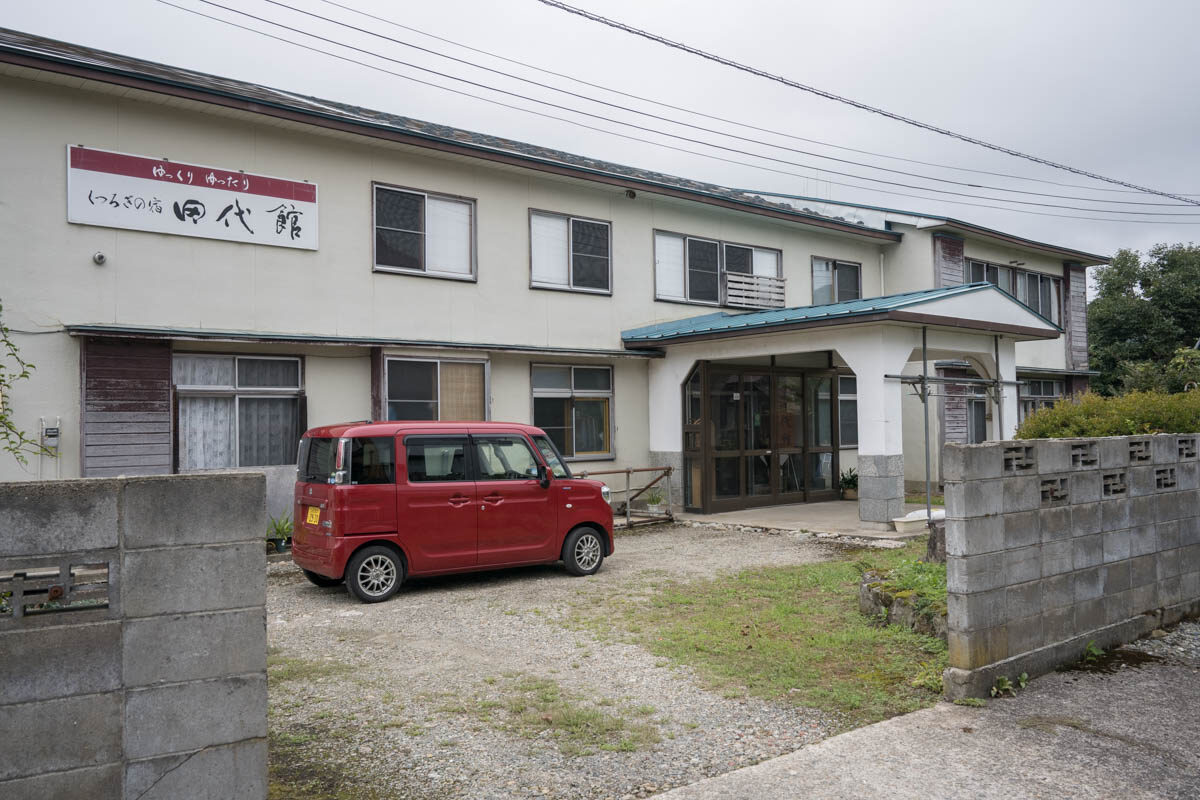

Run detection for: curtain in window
[[531, 212, 569, 286], [425, 197, 472, 275], [812, 258, 834, 305], [654, 232, 686, 300], [239, 397, 299, 467], [178, 396, 235, 470], [238, 358, 299, 388], [440, 362, 486, 420], [174, 355, 234, 387], [752, 248, 779, 277]]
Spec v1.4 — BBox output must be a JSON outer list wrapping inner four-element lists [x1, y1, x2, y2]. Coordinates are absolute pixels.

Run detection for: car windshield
[[299, 437, 338, 483], [532, 435, 571, 479]]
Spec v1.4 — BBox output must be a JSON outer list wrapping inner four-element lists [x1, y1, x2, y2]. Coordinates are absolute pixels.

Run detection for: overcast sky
[[6, 0, 1200, 258]]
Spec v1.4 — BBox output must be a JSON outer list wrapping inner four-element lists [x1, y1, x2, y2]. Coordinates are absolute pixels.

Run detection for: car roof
[[303, 420, 546, 438]]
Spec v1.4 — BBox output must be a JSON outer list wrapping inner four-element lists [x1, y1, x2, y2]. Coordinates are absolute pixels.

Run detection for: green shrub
[[1015, 391, 1200, 439]]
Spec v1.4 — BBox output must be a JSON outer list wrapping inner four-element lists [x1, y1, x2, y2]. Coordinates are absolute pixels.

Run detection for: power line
[[152, 1, 1200, 225], [165, 0, 1200, 217], [535, 0, 1200, 208], [260, 0, 1189, 208], [315, 0, 1198, 197]]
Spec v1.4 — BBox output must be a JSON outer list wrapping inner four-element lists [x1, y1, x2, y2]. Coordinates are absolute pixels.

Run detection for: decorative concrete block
[[1043, 606, 1076, 645], [0, 622, 121, 705], [857, 453, 904, 478], [1008, 613, 1045, 655], [1041, 540, 1073, 577], [124, 609, 267, 688], [1043, 572, 1075, 609], [1003, 511, 1041, 549], [1178, 435, 1199, 462], [945, 516, 1004, 557], [1097, 437, 1130, 468], [1157, 521, 1181, 551], [125, 738, 267, 800], [1006, 580, 1042, 620], [1101, 561, 1131, 595], [1157, 548, 1181, 581], [1152, 434, 1179, 464], [947, 552, 1006, 594], [1102, 530, 1131, 563], [1073, 502, 1102, 536], [947, 588, 1006, 631], [1128, 438, 1154, 466], [1101, 499, 1131, 532], [123, 473, 267, 549], [1005, 545, 1041, 584], [1003, 477, 1041, 514], [0, 478, 120, 558], [1067, 472, 1102, 506], [1039, 506, 1072, 542], [0, 693, 123, 781], [1073, 534, 1104, 570], [1129, 554, 1157, 588], [943, 445, 1001, 482], [1075, 598, 1106, 632], [123, 542, 266, 617], [125, 675, 267, 760], [1074, 566, 1104, 603]]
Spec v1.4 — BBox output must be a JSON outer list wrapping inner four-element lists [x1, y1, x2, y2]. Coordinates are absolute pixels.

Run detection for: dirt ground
[[266, 525, 847, 799]]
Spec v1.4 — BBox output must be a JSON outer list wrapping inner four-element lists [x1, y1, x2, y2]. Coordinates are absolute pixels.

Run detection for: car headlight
[[600, 484, 611, 503]]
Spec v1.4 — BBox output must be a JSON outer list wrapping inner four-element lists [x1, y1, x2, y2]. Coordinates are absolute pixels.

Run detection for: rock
[[1151, 628, 1168, 639], [924, 520, 946, 563]]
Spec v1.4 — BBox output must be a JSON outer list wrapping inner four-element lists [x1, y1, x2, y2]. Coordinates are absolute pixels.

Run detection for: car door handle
[[483, 493, 504, 504], [448, 495, 471, 507]]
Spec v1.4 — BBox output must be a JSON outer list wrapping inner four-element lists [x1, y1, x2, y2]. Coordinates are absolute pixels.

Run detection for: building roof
[[621, 283, 1062, 346], [0, 27, 897, 242]]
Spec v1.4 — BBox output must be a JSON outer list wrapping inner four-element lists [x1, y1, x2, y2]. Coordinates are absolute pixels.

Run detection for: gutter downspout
[[879, 250, 886, 296]]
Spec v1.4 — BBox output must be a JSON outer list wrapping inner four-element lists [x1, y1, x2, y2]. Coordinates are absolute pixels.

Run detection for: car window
[[300, 437, 338, 483], [350, 437, 395, 485], [532, 435, 570, 479], [473, 436, 540, 481], [405, 436, 469, 482]]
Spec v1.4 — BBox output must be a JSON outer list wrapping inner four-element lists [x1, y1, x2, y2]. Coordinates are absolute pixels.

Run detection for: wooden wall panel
[[81, 338, 172, 477]]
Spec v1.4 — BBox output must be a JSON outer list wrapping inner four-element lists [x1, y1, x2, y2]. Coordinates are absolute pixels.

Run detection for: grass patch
[[268, 653, 355, 685], [448, 675, 660, 756], [269, 725, 384, 800], [869, 558, 948, 617], [904, 493, 944, 506], [572, 538, 945, 729]]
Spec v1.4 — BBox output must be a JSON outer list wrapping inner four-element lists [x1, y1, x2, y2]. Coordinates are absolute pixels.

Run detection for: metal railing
[[724, 272, 786, 309], [574, 465, 675, 528]]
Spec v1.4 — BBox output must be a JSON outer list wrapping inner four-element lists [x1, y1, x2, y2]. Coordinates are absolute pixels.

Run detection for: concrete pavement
[[657, 638, 1200, 799]]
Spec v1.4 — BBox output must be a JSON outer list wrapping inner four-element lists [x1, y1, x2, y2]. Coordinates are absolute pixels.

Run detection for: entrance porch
[[677, 499, 931, 539]]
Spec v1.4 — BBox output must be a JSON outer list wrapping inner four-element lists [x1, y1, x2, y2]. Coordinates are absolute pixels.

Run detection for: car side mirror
[[538, 463, 552, 490]]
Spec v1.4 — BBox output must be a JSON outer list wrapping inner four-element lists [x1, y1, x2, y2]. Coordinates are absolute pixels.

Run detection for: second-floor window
[[373, 183, 474, 279], [812, 258, 861, 305], [530, 211, 611, 293], [967, 260, 1061, 324], [654, 231, 780, 305]]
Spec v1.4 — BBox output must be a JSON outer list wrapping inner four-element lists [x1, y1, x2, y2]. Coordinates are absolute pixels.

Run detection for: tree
[[1089, 243, 1200, 395], [0, 299, 52, 464]]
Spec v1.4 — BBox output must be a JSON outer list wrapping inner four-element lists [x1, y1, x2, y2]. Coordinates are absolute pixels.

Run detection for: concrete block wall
[[942, 434, 1200, 698], [0, 473, 268, 800]]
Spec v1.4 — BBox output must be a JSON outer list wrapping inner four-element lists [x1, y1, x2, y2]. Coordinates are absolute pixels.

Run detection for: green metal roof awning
[[621, 283, 1062, 347]]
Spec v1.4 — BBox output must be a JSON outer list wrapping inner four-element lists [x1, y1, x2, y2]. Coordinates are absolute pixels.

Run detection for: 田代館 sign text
[[67, 146, 318, 249]]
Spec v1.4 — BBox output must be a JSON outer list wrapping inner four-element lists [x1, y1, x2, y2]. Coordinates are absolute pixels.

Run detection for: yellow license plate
[[306, 506, 321, 525]]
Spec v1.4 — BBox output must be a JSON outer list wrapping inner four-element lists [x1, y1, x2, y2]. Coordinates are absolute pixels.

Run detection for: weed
[[909, 661, 944, 693], [990, 676, 1016, 698], [953, 697, 987, 708], [268, 654, 355, 685], [1082, 640, 1105, 663]]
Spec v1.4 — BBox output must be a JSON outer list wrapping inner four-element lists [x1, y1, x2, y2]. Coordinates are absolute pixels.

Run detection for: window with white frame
[[812, 258, 861, 305], [531, 365, 613, 458], [654, 231, 780, 305], [373, 183, 474, 278], [530, 211, 611, 292], [1019, 379, 1064, 422], [174, 355, 302, 470], [838, 376, 858, 447], [966, 260, 1061, 325], [386, 358, 486, 421]]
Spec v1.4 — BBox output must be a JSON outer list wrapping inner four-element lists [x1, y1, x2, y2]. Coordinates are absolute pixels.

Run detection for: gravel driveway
[[267, 525, 848, 799]]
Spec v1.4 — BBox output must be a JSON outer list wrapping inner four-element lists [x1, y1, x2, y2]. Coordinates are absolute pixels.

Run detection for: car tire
[[562, 526, 605, 576], [345, 546, 404, 603], [301, 569, 343, 588]]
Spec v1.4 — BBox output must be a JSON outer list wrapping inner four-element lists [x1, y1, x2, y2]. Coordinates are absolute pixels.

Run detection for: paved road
[[658, 631, 1200, 800]]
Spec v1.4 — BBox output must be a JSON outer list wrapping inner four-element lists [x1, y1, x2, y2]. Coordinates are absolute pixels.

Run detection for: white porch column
[[838, 330, 917, 526], [647, 353, 694, 509], [995, 337, 1019, 440]]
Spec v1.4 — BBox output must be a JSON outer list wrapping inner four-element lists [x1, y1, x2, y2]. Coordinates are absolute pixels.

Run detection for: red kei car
[[291, 421, 614, 603]]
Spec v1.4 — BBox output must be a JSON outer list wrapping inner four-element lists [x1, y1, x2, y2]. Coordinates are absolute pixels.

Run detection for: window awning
[[621, 283, 1061, 348]]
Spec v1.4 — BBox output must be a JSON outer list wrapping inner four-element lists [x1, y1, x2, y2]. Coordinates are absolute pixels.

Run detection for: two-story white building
[[0, 29, 1104, 525]]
